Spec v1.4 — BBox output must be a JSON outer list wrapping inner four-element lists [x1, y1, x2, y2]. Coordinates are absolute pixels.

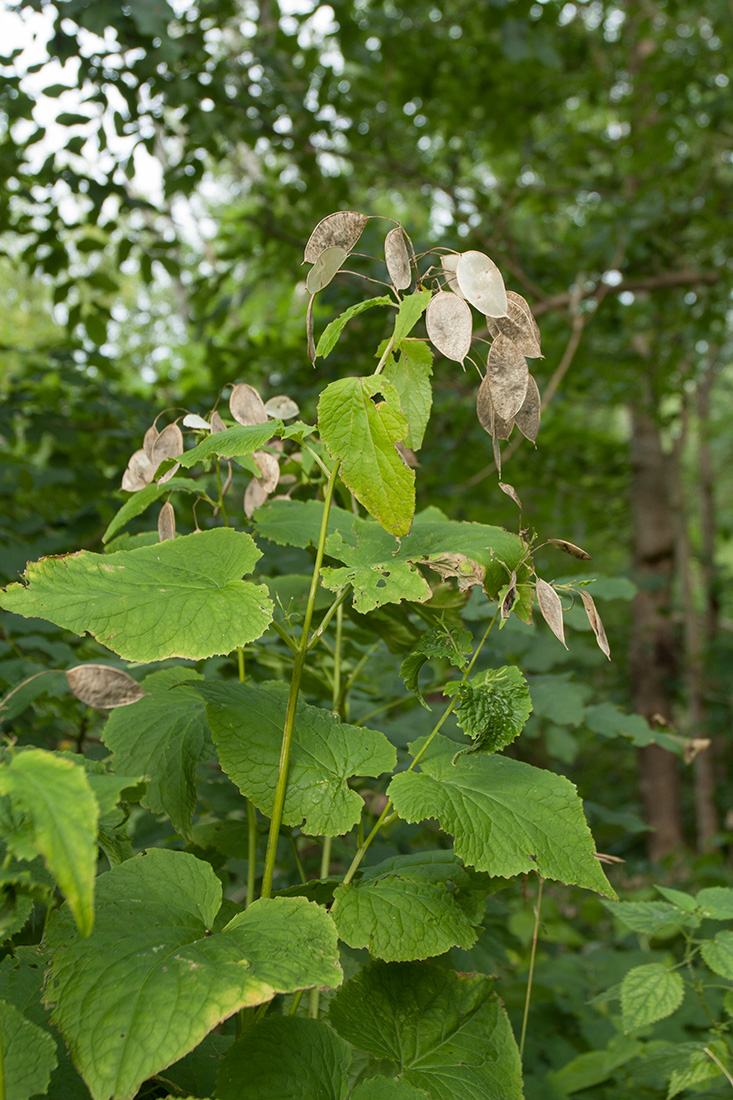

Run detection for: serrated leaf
[[332, 852, 491, 961], [385, 225, 412, 289], [425, 291, 472, 362], [316, 295, 392, 359], [353, 1079, 429, 1100], [195, 681, 396, 836], [392, 289, 432, 345], [696, 887, 733, 919], [0, 751, 98, 936], [102, 476, 201, 543], [456, 250, 508, 317], [400, 624, 472, 709], [603, 900, 697, 934], [318, 374, 414, 536], [176, 421, 280, 469], [304, 210, 368, 263], [229, 383, 268, 426], [0, 998, 58, 1100], [668, 1041, 730, 1098], [65, 665, 145, 708], [46, 851, 342, 1100], [252, 498, 356, 550], [487, 334, 529, 421], [101, 668, 209, 839], [217, 1017, 351, 1100], [306, 246, 347, 293], [0, 529, 273, 663], [381, 339, 433, 451], [621, 963, 684, 1032], [548, 1035, 643, 1095], [389, 734, 613, 895], [447, 666, 532, 757], [536, 577, 567, 648], [655, 885, 697, 911], [486, 291, 542, 357], [514, 373, 541, 442], [701, 930, 733, 979], [578, 589, 611, 659], [329, 962, 523, 1100]]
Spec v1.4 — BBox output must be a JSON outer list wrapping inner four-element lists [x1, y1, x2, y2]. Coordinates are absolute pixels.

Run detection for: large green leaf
[[0, 529, 273, 662], [102, 476, 203, 543], [45, 850, 342, 1100], [392, 289, 432, 345], [388, 735, 613, 896], [0, 750, 98, 936], [101, 668, 210, 839], [701, 930, 733, 979], [318, 374, 415, 537], [331, 852, 492, 961], [252, 498, 356, 550], [620, 963, 684, 1032], [196, 682, 396, 836], [352, 1079, 429, 1100], [603, 900, 698, 935], [329, 962, 523, 1100], [445, 666, 533, 757], [217, 1017, 351, 1100], [382, 339, 433, 451], [0, 998, 58, 1100]]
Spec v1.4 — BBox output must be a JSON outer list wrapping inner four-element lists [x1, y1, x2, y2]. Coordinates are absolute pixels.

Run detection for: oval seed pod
[[158, 501, 175, 541], [210, 410, 227, 433], [244, 477, 270, 518], [536, 578, 567, 649], [151, 423, 184, 468], [385, 226, 412, 290], [304, 210, 368, 263], [487, 334, 529, 421], [142, 425, 158, 460], [230, 384, 268, 426], [547, 538, 590, 560], [252, 451, 280, 493], [456, 250, 508, 317], [486, 290, 542, 358], [440, 253, 466, 299], [305, 246, 348, 294], [578, 589, 611, 659], [264, 395, 299, 420], [476, 375, 514, 439], [426, 291, 472, 362], [182, 413, 211, 430], [66, 665, 145, 708], [514, 374, 541, 443], [121, 449, 154, 491]]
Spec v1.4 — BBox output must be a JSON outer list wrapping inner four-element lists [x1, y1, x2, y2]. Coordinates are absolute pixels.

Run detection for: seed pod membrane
[[440, 253, 466, 299], [230, 384, 268, 426], [158, 501, 175, 541], [486, 291, 543, 358], [514, 374, 541, 443], [264, 395, 299, 420], [578, 589, 611, 659], [536, 578, 567, 649], [456, 250, 508, 317], [252, 451, 280, 493], [66, 664, 145, 708], [499, 481, 522, 510], [142, 425, 158, 460], [210, 411, 227, 434], [304, 211, 368, 263], [385, 226, 412, 290], [426, 291, 472, 362], [488, 334, 529, 421], [548, 538, 591, 560], [182, 413, 211, 430], [306, 246, 347, 294], [244, 478, 270, 518], [121, 449, 154, 492], [151, 423, 184, 468]]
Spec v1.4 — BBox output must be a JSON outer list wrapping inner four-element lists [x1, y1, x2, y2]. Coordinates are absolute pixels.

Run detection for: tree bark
[[629, 406, 684, 859]]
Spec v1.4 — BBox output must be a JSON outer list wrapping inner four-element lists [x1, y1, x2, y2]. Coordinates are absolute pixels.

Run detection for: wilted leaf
[[121, 449, 154, 492], [578, 589, 611, 659], [151, 423, 184, 470], [210, 410, 227, 433], [500, 573, 518, 619], [158, 501, 175, 541], [425, 553, 484, 591], [264, 395, 299, 420], [425, 291, 472, 362], [440, 252, 466, 298], [515, 374, 541, 442], [548, 538, 591, 560], [142, 425, 158, 459], [488, 334, 529, 420], [385, 226, 411, 290], [499, 482, 522, 510], [486, 291, 542, 357], [306, 246, 347, 294], [65, 665, 145, 709], [303, 210, 368, 263], [230, 384, 268, 427], [182, 413, 211, 430], [456, 250, 508, 317], [536, 577, 567, 648]]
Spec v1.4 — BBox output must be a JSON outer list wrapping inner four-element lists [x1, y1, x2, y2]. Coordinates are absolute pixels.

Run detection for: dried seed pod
[[486, 291, 543, 358], [395, 441, 419, 468], [500, 572, 518, 619], [514, 374, 541, 443], [252, 451, 280, 493], [536, 578, 567, 649], [151, 423, 184, 468], [499, 481, 522, 510], [182, 413, 211, 430], [306, 295, 316, 364], [578, 589, 611, 659], [306, 245, 348, 294], [487, 334, 529, 421], [385, 226, 412, 290], [264, 395, 299, 420], [66, 664, 145, 708], [244, 477, 270, 518], [304, 211, 368, 263], [440, 253, 466, 299], [426, 291, 472, 362], [456, 250, 508, 317], [142, 425, 158, 460], [157, 462, 180, 485], [548, 538, 591, 560], [210, 410, 227, 433], [158, 501, 175, 541], [230, 384, 268, 426], [121, 449, 154, 491]]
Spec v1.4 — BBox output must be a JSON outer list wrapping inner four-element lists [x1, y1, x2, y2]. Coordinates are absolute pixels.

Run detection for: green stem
[[307, 588, 349, 653], [215, 458, 230, 527], [237, 646, 245, 682], [309, 834, 333, 1019], [269, 619, 300, 655], [289, 990, 305, 1016], [519, 876, 544, 1063], [289, 835, 307, 885], [260, 461, 341, 899], [246, 798, 257, 907]]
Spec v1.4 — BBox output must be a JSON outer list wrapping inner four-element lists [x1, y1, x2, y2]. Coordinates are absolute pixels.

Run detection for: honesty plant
[[0, 214, 614, 1100]]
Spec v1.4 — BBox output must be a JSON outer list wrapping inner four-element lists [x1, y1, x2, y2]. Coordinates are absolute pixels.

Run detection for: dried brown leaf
[[500, 572, 518, 619], [492, 429, 503, 479], [151, 423, 184, 468], [486, 291, 543, 358], [252, 451, 280, 493], [514, 374, 541, 443], [303, 211, 368, 264], [548, 538, 591, 560], [66, 664, 145, 709], [121, 449, 154, 492], [385, 226, 412, 290], [306, 295, 316, 364], [499, 481, 522, 510], [426, 290, 472, 362], [143, 425, 158, 460], [210, 411, 227, 434], [684, 738, 711, 764], [456, 250, 508, 317], [487, 334, 529, 420], [578, 589, 611, 659], [264, 395, 299, 420], [536, 578, 567, 648], [230, 384, 268, 426], [306, 245, 348, 294], [440, 253, 466, 299], [426, 554, 485, 591], [244, 477, 270, 518], [182, 413, 211, 430], [158, 501, 176, 542]]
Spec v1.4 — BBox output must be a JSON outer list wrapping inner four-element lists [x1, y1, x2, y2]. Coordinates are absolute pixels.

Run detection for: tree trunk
[[629, 406, 684, 859]]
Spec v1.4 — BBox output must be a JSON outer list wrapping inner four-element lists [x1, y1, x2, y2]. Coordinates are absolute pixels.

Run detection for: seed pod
[[66, 665, 145, 708], [548, 538, 591, 560], [440, 253, 466, 299], [142, 425, 158, 459], [456, 250, 508, 317], [536, 578, 567, 649], [486, 291, 543, 358], [487, 334, 529, 421], [385, 226, 412, 290], [210, 410, 227, 433], [264, 395, 299, 420], [306, 246, 348, 294], [514, 374, 541, 443], [578, 589, 611, 659], [121, 449, 154, 491], [151, 423, 184, 468], [158, 501, 175, 541], [426, 291, 472, 362], [182, 413, 211, 430], [304, 210, 368, 263]]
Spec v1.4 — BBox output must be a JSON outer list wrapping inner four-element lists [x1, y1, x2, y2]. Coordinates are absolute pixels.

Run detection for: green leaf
[[0, 998, 58, 1100], [318, 374, 414, 536], [696, 886, 733, 919], [176, 421, 283, 469], [195, 681, 396, 836], [667, 1041, 730, 1098], [382, 339, 433, 451], [102, 477, 202, 543], [401, 624, 473, 709], [331, 852, 491, 961], [352, 1079, 429, 1100], [0, 750, 98, 936], [388, 735, 613, 896], [322, 532, 431, 614], [329, 962, 523, 1100], [621, 963, 684, 1032], [701, 930, 733, 979], [101, 668, 209, 839], [529, 673, 587, 727], [603, 900, 698, 934], [654, 885, 698, 912], [0, 529, 273, 662], [217, 1017, 351, 1100], [45, 850, 342, 1100], [547, 1035, 643, 1095], [392, 289, 432, 345], [252, 498, 356, 550], [445, 666, 532, 757], [316, 295, 392, 358]]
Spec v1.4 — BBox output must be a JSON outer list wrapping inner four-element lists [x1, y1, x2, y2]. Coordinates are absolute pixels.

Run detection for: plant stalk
[[519, 876, 544, 1063]]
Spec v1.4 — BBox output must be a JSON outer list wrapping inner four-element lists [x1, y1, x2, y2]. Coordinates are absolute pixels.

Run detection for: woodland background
[[1, 0, 732, 958]]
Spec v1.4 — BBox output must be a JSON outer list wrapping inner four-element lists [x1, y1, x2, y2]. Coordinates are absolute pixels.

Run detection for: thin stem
[[704, 1046, 733, 1087], [269, 619, 300, 655], [307, 588, 349, 652], [289, 835, 307, 885], [309, 834, 333, 1019], [215, 458, 230, 527], [374, 336, 395, 374], [237, 646, 245, 682], [260, 461, 342, 899], [289, 990, 305, 1016], [332, 602, 343, 712], [246, 798, 257, 907], [519, 876, 544, 1063]]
